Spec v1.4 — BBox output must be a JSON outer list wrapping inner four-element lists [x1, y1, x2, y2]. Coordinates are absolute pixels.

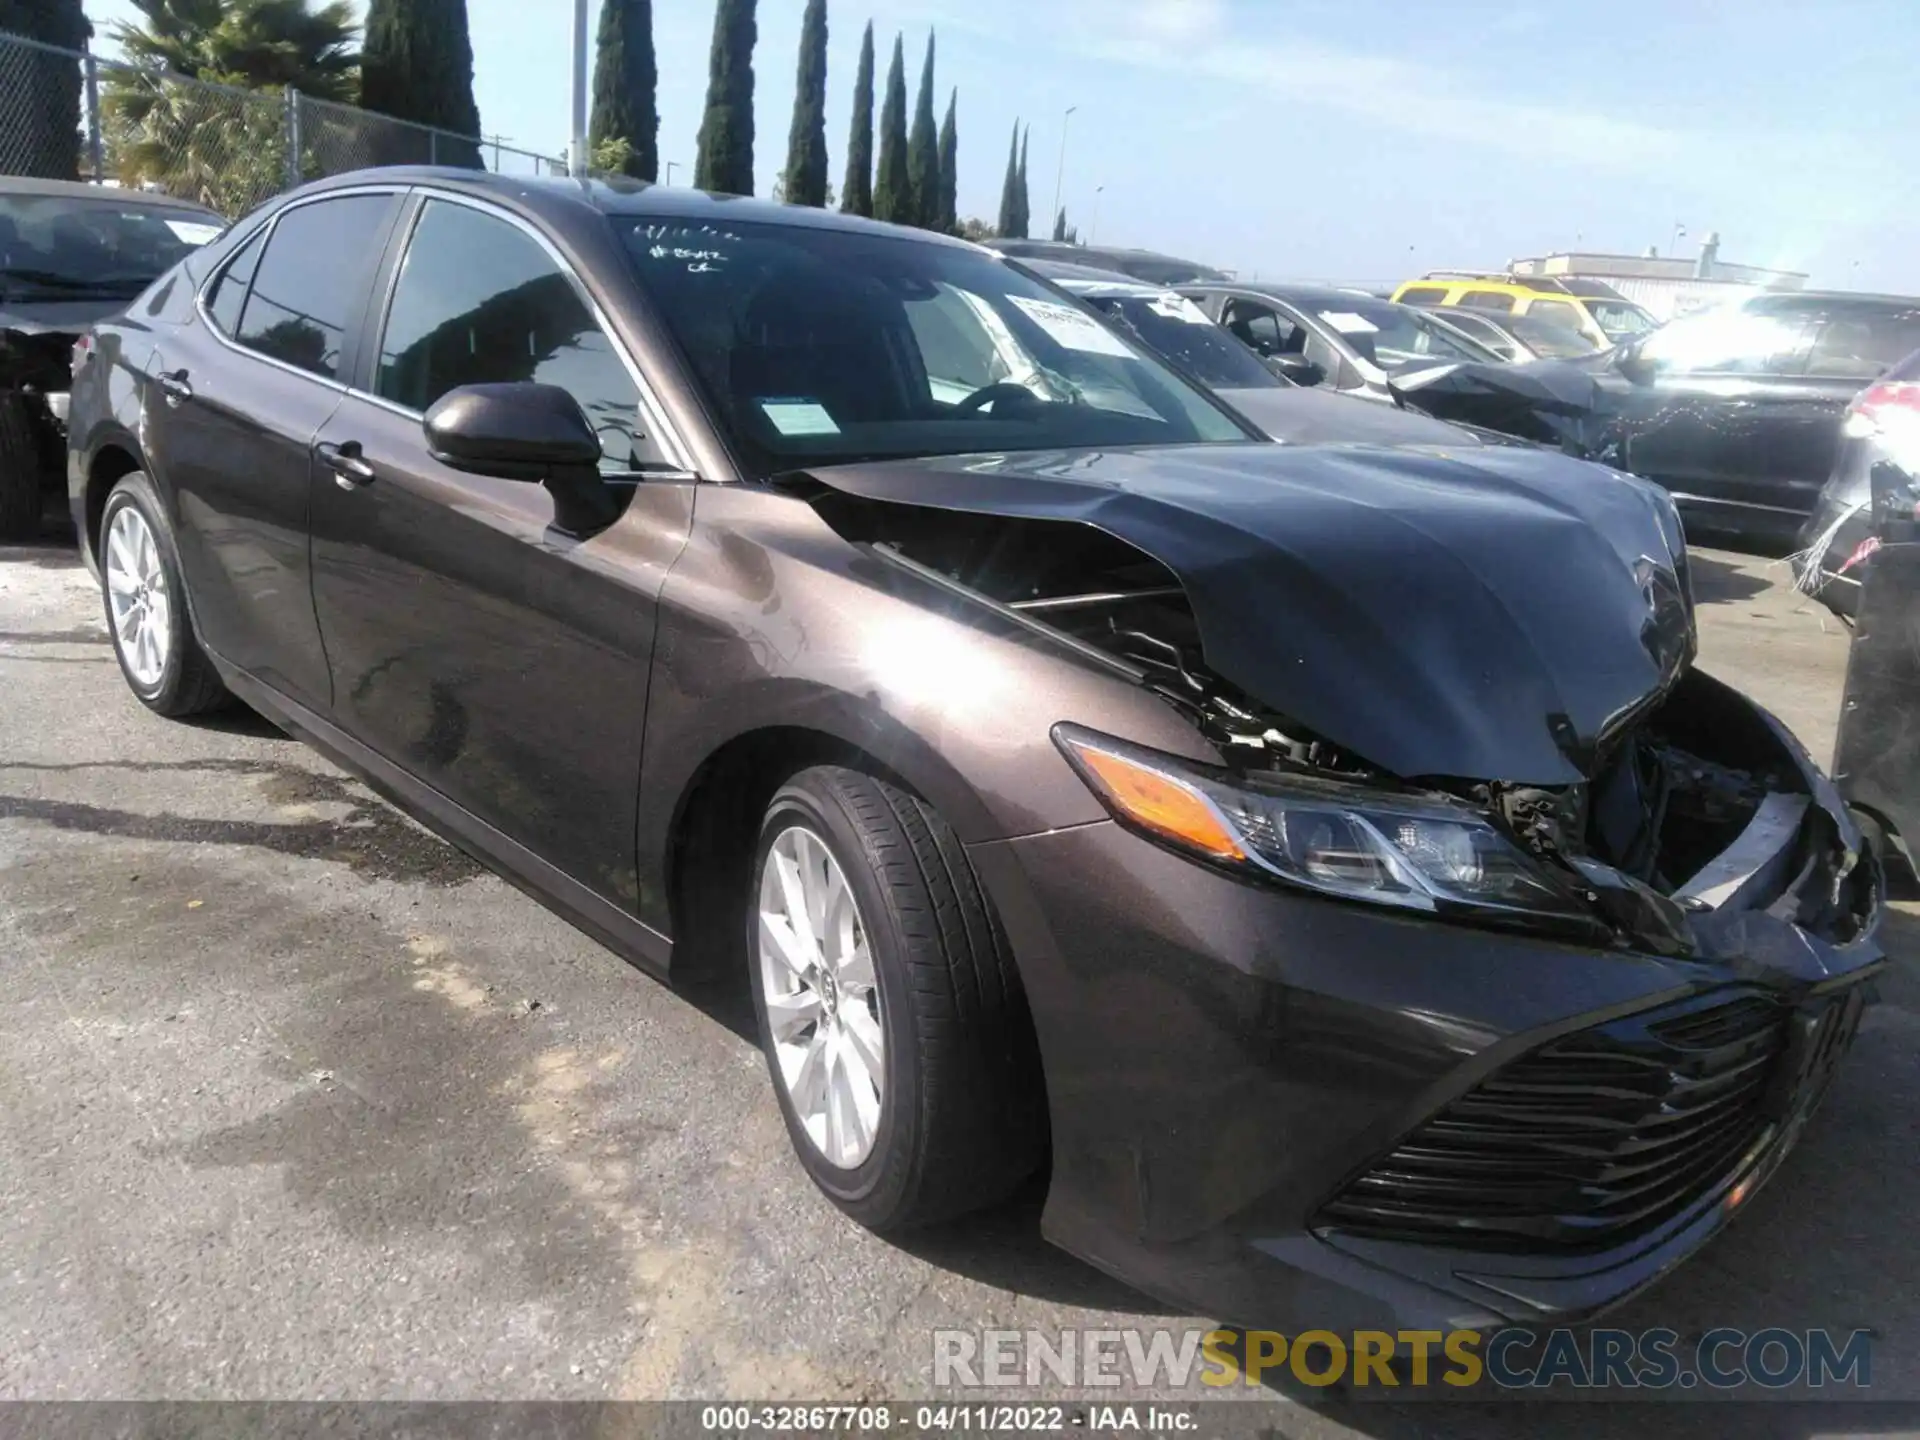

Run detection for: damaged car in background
[[68, 171, 1883, 1336], [0, 176, 223, 538], [1176, 279, 1605, 452]]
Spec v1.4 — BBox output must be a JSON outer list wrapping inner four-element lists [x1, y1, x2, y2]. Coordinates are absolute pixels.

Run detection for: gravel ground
[[0, 527, 1913, 1437]]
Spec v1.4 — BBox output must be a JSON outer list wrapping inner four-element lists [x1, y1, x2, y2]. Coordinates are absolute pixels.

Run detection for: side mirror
[[1615, 340, 1657, 384], [1870, 458, 1920, 543], [1267, 354, 1325, 387], [423, 382, 619, 536]]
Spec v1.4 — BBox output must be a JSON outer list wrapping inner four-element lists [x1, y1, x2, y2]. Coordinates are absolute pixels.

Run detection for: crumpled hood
[[810, 441, 1694, 784], [1389, 359, 1601, 449]]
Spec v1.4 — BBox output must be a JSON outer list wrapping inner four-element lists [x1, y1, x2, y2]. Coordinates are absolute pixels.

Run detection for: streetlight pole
[[1052, 105, 1077, 234], [1090, 185, 1104, 244], [666, 161, 679, 186], [567, 0, 589, 176]]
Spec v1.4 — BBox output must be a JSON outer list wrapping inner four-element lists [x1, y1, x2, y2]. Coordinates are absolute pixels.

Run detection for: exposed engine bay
[[807, 489, 1874, 955]]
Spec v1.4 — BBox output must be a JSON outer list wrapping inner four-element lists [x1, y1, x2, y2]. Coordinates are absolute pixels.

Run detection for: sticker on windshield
[[1148, 294, 1213, 326], [1319, 311, 1380, 335], [1008, 296, 1136, 357], [758, 398, 841, 437], [163, 219, 222, 245]]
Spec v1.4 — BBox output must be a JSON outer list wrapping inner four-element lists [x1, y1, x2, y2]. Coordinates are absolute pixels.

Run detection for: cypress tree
[[1013, 126, 1030, 238], [0, 0, 91, 179], [781, 0, 828, 206], [905, 32, 937, 228], [995, 121, 1020, 238], [361, 0, 484, 168], [839, 21, 873, 216], [1051, 207, 1068, 242], [588, 0, 658, 181], [694, 0, 757, 195], [935, 89, 958, 235], [871, 33, 909, 224]]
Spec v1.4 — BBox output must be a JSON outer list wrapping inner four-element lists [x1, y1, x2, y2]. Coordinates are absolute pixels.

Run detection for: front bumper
[[972, 720, 1883, 1334]]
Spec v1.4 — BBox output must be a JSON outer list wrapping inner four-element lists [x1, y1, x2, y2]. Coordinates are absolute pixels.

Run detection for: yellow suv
[[1390, 272, 1657, 350]]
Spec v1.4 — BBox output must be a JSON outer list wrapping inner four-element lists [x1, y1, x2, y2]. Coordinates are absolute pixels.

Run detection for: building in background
[[1509, 234, 1807, 321]]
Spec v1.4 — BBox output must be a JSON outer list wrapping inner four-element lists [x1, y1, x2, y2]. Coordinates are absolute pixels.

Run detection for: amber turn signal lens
[[1066, 741, 1247, 861]]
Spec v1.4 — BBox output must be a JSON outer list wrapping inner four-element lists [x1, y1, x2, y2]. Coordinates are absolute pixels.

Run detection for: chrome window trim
[[361, 187, 697, 476], [191, 184, 408, 396]]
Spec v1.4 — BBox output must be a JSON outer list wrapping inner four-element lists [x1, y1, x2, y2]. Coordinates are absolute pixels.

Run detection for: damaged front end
[[798, 443, 1878, 966]]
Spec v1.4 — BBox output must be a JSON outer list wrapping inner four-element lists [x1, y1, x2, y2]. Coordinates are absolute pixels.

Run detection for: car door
[[1604, 300, 1842, 530], [307, 192, 696, 910], [148, 189, 402, 708]]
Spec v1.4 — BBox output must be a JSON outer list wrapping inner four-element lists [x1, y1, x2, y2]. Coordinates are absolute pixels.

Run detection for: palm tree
[[102, 0, 360, 212], [112, 0, 359, 100]]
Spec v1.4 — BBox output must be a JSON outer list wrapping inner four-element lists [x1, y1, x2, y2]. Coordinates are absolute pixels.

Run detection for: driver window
[[903, 283, 1018, 404], [1639, 306, 1813, 377], [1222, 301, 1301, 357], [376, 199, 661, 473]]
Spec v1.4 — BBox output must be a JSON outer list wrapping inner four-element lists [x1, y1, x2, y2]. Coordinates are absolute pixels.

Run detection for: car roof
[[1743, 289, 1920, 310], [1182, 280, 1372, 308], [0, 175, 225, 216], [289, 166, 987, 249]]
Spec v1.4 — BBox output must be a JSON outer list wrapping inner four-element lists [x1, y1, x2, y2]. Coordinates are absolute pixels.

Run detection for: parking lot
[[1, 524, 1915, 1431]]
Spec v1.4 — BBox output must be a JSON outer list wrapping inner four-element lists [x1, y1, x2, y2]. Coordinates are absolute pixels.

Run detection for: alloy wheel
[[105, 505, 171, 690], [756, 824, 886, 1169]]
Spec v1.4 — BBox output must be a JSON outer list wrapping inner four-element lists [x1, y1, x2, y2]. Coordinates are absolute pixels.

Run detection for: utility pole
[[1052, 105, 1077, 234], [568, 0, 589, 175]]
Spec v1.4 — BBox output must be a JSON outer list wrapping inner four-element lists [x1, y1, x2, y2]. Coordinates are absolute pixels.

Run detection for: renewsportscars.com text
[[932, 1326, 1874, 1392]]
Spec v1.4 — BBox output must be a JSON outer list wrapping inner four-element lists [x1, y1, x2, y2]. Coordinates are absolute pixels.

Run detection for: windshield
[[618, 220, 1249, 471], [1076, 290, 1282, 390], [1309, 296, 1496, 371], [1587, 299, 1657, 341], [0, 193, 223, 300]]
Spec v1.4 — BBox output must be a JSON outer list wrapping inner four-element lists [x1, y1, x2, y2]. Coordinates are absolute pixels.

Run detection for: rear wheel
[[748, 766, 1045, 1230], [0, 391, 46, 541], [99, 473, 229, 717]]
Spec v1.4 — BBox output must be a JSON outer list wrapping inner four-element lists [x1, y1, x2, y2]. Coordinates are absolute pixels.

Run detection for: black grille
[[1317, 985, 1864, 1253]]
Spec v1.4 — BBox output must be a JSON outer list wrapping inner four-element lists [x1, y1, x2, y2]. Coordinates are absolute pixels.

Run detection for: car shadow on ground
[[1687, 550, 1773, 606]]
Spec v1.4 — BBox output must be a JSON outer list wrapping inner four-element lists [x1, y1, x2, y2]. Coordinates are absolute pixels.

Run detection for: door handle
[[156, 369, 192, 406], [315, 440, 376, 490]]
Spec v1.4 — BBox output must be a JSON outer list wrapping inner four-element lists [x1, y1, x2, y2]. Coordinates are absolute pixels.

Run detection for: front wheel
[[99, 472, 230, 717], [748, 766, 1046, 1230]]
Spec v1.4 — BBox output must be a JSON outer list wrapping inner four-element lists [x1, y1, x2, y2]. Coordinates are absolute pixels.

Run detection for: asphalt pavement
[[0, 527, 1914, 1436]]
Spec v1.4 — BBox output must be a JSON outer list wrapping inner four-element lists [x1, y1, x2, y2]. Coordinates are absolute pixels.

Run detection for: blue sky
[[81, 0, 1920, 290]]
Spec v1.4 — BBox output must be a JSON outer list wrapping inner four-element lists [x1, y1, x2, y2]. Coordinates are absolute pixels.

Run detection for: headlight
[[1054, 724, 1604, 937]]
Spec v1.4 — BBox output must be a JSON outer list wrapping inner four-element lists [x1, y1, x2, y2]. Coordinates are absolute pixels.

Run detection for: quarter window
[[376, 200, 654, 473], [234, 195, 392, 380], [204, 228, 264, 336], [1397, 286, 1451, 307]]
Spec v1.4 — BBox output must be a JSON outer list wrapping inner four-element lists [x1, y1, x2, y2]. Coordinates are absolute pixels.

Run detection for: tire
[[747, 766, 1046, 1230], [0, 391, 46, 541], [99, 472, 230, 718]]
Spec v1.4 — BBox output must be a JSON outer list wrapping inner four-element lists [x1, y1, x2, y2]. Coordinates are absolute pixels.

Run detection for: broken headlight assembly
[[1054, 724, 1607, 940]]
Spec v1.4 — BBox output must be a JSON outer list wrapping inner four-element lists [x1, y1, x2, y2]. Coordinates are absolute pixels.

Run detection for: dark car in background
[[1425, 305, 1603, 363], [1589, 290, 1920, 550], [1, 177, 224, 538], [1038, 268, 1501, 447], [66, 169, 1880, 1338], [984, 236, 1229, 285]]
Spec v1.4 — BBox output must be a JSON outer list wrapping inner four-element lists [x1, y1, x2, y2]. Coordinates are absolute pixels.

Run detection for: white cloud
[[1077, 17, 1682, 171]]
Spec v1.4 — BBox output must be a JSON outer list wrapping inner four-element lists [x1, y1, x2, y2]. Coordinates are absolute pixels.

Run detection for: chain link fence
[[0, 28, 570, 220]]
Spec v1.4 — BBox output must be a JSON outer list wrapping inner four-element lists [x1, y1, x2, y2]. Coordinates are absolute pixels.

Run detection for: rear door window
[[1457, 290, 1515, 313], [234, 194, 396, 380], [1397, 286, 1451, 307], [1640, 304, 1817, 376]]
